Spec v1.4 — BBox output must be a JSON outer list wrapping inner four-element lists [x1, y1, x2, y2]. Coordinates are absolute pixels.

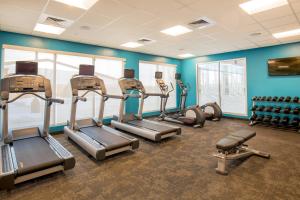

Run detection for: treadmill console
[[118, 78, 145, 93], [71, 76, 106, 95], [1, 75, 52, 99]]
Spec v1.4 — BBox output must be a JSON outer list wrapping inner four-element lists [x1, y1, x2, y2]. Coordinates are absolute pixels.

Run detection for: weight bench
[[214, 130, 270, 175]]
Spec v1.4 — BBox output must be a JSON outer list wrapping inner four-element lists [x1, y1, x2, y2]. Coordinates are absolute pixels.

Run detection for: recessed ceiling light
[[178, 53, 195, 58], [273, 28, 300, 39], [121, 42, 144, 48], [239, 0, 288, 15], [34, 23, 65, 35], [161, 25, 192, 36], [54, 0, 98, 10]]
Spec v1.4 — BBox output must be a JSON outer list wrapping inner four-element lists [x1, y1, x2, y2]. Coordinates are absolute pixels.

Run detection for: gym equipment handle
[[105, 94, 124, 99], [77, 96, 87, 102], [49, 98, 64, 104]]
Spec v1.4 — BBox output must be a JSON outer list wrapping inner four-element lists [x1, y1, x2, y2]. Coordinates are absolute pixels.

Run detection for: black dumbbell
[[256, 96, 262, 101], [261, 96, 267, 101], [278, 96, 285, 102], [257, 105, 265, 111], [274, 106, 281, 113], [251, 105, 258, 111], [292, 107, 300, 115], [265, 106, 273, 112], [266, 96, 273, 101], [256, 115, 264, 122], [263, 115, 272, 123], [285, 96, 292, 102], [293, 97, 299, 103], [250, 114, 257, 121], [283, 107, 291, 114], [271, 116, 280, 125], [252, 96, 257, 101], [290, 117, 300, 127], [279, 116, 290, 126], [272, 96, 278, 102]]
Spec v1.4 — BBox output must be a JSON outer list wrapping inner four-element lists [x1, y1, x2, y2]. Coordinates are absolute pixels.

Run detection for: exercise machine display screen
[[79, 64, 94, 76], [155, 71, 162, 79], [124, 69, 134, 78], [16, 61, 38, 75], [175, 73, 181, 80]]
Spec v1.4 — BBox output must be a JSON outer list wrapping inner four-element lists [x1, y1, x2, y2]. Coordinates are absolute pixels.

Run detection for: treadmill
[[64, 65, 139, 160], [0, 61, 75, 190], [111, 69, 181, 142]]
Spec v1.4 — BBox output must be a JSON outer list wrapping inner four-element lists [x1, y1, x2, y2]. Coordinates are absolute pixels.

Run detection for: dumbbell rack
[[249, 97, 300, 132]]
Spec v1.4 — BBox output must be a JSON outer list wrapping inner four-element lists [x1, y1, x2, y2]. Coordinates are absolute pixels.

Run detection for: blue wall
[[0, 31, 182, 131], [181, 42, 300, 118]]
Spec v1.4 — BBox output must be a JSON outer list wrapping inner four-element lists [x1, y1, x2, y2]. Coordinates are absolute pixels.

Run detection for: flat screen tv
[[268, 56, 300, 76]]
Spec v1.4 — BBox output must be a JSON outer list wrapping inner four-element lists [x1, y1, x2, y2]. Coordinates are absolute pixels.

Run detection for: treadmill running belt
[[80, 126, 131, 150], [127, 120, 177, 133], [14, 137, 63, 176]]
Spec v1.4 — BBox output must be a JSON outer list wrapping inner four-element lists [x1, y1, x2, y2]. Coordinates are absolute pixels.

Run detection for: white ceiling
[[0, 0, 300, 59]]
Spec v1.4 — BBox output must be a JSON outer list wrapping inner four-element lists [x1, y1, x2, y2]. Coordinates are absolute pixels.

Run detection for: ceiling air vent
[[188, 17, 215, 29], [137, 38, 156, 44], [38, 14, 74, 28]]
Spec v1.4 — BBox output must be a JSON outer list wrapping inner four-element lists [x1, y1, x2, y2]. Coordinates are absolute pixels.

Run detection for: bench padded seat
[[216, 130, 256, 151]]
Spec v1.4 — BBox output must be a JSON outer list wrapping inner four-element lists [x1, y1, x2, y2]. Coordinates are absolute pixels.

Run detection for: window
[[2, 45, 124, 129], [139, 61, 177, 112], [197, 58, 247, 116], [94, 58, 123, 118]]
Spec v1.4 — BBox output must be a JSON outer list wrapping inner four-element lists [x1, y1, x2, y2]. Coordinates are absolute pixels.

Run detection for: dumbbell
[[293, 97, 299, 103], [285, 96, 292, 102], [251, 105, 258, 111], [278, 96, 285, 102], [261, 96, 267, 101], [271, 116, 280, 125], [290, 117, 300, 127], [250, 114, 257, 121], [264, 106, 273, 112], [266, 96, 273, 101], [292, 107, 300, 115], [256, 115, 264, 122], [283, 107, 291, 114], [252, 96, 257, 101], [272, 96, 278, 102], [256, 96, 262, 101], [279, 116, 290, 126], [257, 105, 265, 111], [273, 106, 281, 113], [263, 115, 272, 123]]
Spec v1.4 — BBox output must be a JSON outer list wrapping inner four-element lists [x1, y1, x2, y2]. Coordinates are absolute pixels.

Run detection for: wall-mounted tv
[[268, 56, 300, 76]]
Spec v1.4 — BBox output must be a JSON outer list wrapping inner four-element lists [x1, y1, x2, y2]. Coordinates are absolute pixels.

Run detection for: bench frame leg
[[214, 145, 270, 175]]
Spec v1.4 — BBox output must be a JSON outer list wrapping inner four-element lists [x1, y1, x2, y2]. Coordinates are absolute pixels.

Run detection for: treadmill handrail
[[3, 93, 64, 104]]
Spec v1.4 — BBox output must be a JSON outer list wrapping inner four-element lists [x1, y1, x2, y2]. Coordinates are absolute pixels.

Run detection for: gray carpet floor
[[1, 118, 300, 200]]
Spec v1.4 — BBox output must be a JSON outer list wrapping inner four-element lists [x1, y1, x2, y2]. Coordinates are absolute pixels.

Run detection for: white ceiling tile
[[290, 1, 300, 12], [89, 0, 134, 19], [269, 23, 300, 34], [0, 5, 40, 30], [45, 1, 85, 21], [76, 12, 113, 28], [0, 0, 48, 12], [260, 15, 299, 29], [252, 5, 293, 22]]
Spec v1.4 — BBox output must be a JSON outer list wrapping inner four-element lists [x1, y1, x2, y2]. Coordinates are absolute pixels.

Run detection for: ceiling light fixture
[[178, 53, 195, 58], [54, 0, 98, 10], [273, 28, 300, 39], [34, 23, 65, 35], [121, 42, 144, 48], [161, 25, 192, 36], [239, 0, 288, 15]]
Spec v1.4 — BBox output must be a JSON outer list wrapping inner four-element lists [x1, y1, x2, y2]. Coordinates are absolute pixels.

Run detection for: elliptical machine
[[175, 73, 222, 121], [155, 72, 206, 128]]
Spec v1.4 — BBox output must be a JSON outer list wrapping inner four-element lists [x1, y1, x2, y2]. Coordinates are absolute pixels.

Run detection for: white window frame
[[139, 60, 177, 113], [196, 57, 248, 117], [1, 44, 126, 126]]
